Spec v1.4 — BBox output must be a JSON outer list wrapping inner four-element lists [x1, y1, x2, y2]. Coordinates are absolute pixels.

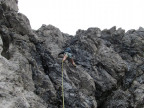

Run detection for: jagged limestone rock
[[0, 0, 144, 108], [1, 0, 18, 12]]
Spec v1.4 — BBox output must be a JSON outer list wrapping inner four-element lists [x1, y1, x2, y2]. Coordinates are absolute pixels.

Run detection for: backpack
[[64, 47, 72, 53]]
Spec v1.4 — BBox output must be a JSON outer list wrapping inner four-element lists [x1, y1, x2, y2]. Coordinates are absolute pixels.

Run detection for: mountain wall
[[0, 0, 144, 108]]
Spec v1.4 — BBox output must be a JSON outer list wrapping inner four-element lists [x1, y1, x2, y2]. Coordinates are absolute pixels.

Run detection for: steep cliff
[[0, 0, 144, 108]]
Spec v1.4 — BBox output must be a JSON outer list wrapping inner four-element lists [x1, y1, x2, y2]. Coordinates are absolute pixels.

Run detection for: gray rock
[[0, 36, 3, 53], [1, 0, 18, 12], [103, 89, 133, 108], [0, 0, 144, 108], [6, 12, 32, 35]]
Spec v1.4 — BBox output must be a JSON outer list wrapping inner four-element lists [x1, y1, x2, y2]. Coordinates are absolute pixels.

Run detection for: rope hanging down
[[62, 61, 65, 108]]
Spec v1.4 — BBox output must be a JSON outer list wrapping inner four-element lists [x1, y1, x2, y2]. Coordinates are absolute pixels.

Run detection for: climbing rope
[[62, 61, 65, 108]]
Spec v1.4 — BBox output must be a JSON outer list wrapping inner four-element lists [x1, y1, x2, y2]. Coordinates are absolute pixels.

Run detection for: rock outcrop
[[0, 0, 144, 108]]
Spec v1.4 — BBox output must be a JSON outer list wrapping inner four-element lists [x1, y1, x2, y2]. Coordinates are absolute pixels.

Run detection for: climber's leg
[[70, 58, 76, 67]]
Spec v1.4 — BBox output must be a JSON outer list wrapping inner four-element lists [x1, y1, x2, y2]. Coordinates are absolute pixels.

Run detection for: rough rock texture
[[0, 1, 144, 108]]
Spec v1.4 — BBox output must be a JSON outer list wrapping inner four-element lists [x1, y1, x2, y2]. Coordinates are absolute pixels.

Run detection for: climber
[[58, 47, 76, 67]]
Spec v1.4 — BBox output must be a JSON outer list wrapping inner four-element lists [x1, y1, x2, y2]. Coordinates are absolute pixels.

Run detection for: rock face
[[0, 1, 144, 108]]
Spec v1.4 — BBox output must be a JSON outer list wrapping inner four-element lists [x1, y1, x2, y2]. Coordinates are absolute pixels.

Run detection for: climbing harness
[[62, 61, 65, 108]]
